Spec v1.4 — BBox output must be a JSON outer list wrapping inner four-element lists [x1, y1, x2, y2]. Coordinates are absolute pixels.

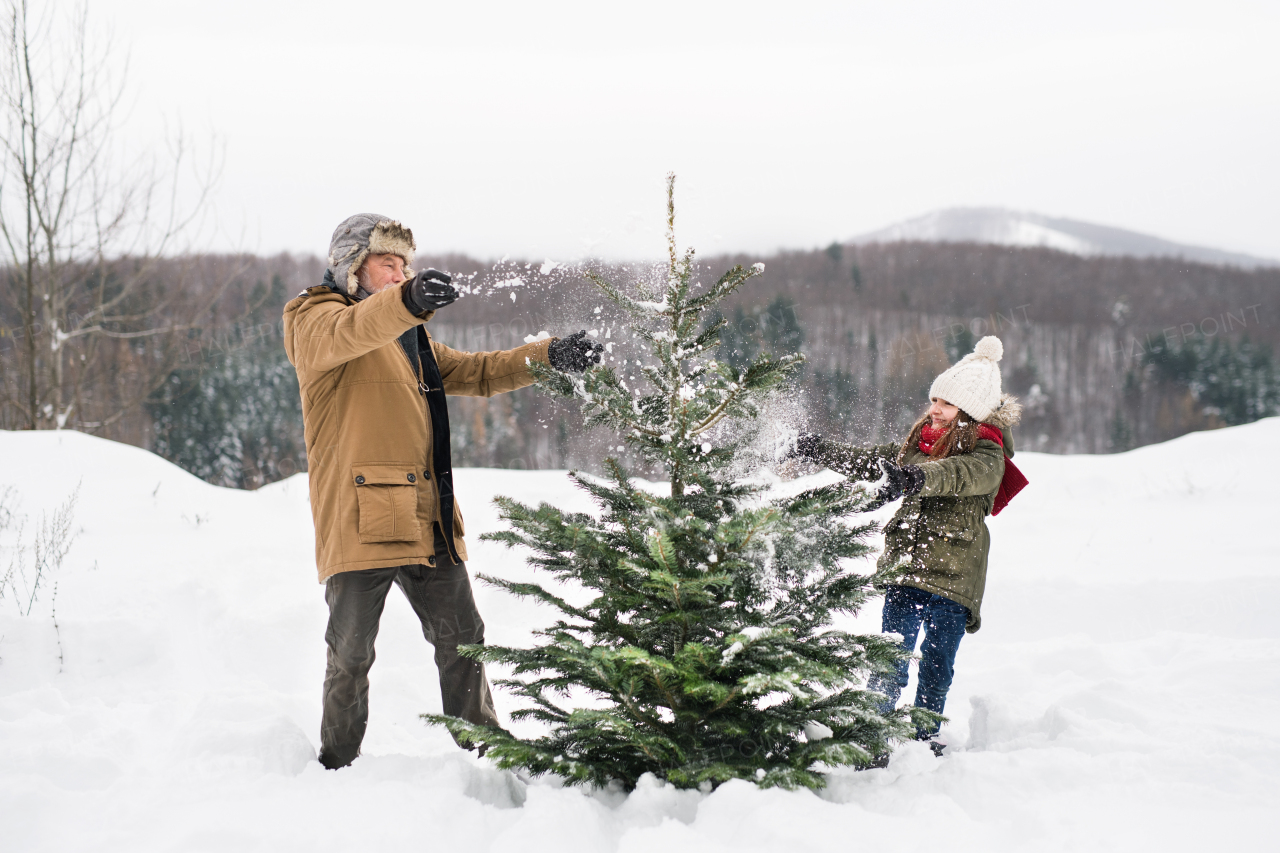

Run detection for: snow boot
[[855, 749, 891, 771], [318, 749, 354, 770], [915, 731, 947, 758]]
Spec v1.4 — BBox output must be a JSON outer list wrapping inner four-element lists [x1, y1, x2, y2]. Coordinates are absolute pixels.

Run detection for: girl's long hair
[[898, 406, 981, 462]]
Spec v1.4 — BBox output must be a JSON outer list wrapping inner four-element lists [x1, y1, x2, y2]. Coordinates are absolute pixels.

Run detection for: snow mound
[[1, 421, 1278, 851]]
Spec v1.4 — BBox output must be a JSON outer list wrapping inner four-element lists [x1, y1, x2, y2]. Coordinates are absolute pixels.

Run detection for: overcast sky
[[97, 0, 1279, 262]]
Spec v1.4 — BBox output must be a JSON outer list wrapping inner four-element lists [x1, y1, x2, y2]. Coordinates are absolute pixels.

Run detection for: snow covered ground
[[1, 421, 1277, 852]]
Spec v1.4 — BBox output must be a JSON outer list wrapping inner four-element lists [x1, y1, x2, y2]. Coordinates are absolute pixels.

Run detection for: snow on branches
[[424, 175, 927, 791]]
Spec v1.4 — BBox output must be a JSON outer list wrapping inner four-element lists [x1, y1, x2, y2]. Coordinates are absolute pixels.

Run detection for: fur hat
[[929, 335, 1013, 423], [326, 213, 416, 297]]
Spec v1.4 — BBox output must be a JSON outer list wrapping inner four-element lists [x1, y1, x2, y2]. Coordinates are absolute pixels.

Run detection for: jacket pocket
[[921, 500, 979, 543], [352, 463, 422, 544]]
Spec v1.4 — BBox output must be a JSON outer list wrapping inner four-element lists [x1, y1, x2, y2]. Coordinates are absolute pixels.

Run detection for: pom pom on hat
[[929, 335, 1006, 422], [973, 335, 1003, 363]]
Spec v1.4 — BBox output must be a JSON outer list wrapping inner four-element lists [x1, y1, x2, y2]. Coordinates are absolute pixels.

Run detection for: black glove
[[548, 330, 604, 372], [794, 433, 822, 459], [403, 268, 458, 314], [873, 459, 925, 504]]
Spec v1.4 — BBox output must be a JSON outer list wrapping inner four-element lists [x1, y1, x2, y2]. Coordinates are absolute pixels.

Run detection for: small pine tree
[[425, 176, 927, 790], [149, 337, 305, 488]]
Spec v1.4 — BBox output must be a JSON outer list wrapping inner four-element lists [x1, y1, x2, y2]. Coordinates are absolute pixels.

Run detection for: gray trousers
[[318, 527, 499, 769]]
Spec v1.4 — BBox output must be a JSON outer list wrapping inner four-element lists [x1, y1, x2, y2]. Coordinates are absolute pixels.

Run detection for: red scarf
[[919, 424, 1029, 516]]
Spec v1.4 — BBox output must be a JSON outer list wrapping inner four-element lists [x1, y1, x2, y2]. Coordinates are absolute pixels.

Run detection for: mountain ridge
[[851, 207, 1276, 269]]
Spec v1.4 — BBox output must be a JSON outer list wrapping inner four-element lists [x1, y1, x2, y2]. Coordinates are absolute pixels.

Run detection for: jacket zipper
[[398, 341, 439, 396]]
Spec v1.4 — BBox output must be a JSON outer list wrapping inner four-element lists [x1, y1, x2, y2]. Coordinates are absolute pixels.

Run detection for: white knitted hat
[[929, 336, 1005, 422]]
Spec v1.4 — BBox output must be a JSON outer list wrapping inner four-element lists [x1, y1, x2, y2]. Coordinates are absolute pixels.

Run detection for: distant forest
[[2, 242, 1275, 488]]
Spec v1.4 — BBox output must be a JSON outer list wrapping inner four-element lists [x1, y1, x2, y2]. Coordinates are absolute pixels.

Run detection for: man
[[283, 213, 602, 769]]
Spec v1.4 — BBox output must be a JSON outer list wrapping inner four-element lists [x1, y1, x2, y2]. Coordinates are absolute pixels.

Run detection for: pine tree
[[1145, 334, 1279, 426], [425, 176, 928, 790], [148, 331, 305, 488]]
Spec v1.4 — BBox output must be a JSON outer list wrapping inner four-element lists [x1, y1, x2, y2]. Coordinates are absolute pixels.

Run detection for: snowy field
[[1, 421, 1277, 852]]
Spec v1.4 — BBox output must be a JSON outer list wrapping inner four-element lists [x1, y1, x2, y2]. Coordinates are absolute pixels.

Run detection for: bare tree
[[0, 0, 221, 432]]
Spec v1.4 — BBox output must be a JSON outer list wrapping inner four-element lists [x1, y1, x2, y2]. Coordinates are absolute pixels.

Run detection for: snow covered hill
[[852, 207, 1277, 268], [1, 423, 1277, 852]]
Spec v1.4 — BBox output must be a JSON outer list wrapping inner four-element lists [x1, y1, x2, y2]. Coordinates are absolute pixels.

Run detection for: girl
[[795, 335, 1026, 756]]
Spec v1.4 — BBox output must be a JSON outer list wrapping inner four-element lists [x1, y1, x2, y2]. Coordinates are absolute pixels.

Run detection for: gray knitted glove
[[795, 433, 822, 459], [548, 330, 604, 372]]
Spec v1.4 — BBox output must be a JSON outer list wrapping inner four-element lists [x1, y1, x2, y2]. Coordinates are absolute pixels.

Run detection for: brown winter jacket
[[283, 284, 553, 583]]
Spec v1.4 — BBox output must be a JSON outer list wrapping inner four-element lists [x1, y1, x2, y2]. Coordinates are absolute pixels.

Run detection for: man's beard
[[353, 274, 375, 301]]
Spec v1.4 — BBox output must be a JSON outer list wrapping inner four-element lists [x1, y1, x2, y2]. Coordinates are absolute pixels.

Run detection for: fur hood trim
[[982, 393, 1023, 429]]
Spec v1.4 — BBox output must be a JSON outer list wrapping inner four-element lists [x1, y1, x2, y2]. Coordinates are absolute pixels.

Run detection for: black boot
[[318, 749, 355, 770], [914, 731, 946, 758]]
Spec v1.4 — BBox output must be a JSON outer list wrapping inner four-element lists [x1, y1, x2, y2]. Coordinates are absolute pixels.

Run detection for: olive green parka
[[811, 398, 1021, 632]]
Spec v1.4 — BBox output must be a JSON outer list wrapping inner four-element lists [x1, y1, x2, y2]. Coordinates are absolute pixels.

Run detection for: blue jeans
[[869, 584, 969, 737]]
